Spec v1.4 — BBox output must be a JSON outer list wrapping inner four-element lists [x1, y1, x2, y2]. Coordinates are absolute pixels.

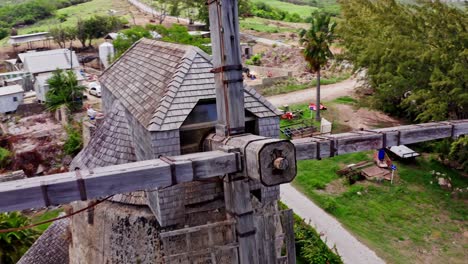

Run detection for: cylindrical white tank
[[99, 42, 115, 69]]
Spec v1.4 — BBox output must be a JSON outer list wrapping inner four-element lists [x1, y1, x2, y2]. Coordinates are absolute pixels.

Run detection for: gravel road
[[281, 184, 386, 264], [267, 78, 357, 107]]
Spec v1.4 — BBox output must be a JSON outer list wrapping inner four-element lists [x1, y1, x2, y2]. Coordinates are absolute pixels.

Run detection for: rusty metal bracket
[[75, 170, 87, 201], [211, 64, 243, 73], [238, 229, 256, 238], [223, 78, 244, 85], [40, 182, 51, 207], [159, 156, 177, 185]]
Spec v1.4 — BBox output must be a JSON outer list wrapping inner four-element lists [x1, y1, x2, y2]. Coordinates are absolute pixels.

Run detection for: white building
[[17, 49, 83, 103], [18, 49, 80, 76], [0, 85, 24, 113]]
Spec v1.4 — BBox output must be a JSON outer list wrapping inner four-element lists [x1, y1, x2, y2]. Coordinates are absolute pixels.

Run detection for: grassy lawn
[[279, 102, 353, 137], [16, 0, 128, 35], [251, 0, 318, 18], [30, 209, 63, 232], [332, 96, 357, 105], [240, 17, 298, 33], [261, 73, 351, 97], [293, 153, 468, 264]]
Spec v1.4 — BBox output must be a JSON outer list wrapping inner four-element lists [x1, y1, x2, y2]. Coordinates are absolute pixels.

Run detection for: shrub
[[322, 196, 338, 213], [245, 53, 262, 66], [0, 147, 11, 169], [0, 212, 39, 264], [63, 125, 83, 156], [279, 202, 343, 263], [0, 28, 8, 40], [449, 137, 468, 173]]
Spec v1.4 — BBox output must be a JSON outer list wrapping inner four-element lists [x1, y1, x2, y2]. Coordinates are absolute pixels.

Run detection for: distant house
[[0, 85, 24, 114], [19, 49, 81, 76], [34, 71, 85, 103], [17, 49, 83, 102]]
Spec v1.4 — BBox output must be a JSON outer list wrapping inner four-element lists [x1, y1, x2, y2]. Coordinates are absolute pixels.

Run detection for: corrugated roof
[[0, 84, 24, 96], [101, 39, 281, 132], [9, 32, 50, 45], [20, 49, 80, 74]]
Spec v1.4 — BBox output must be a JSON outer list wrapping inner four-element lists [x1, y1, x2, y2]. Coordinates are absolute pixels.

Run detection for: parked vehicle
[[88, 82, 102, 97]]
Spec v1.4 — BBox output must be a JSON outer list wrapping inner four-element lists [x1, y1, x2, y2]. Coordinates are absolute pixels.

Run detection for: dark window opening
[[180, 100, 259, 155], [13, 97, 18, 102]]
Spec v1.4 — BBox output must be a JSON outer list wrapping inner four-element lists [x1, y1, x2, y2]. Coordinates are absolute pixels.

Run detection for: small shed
[[0, 85, 24, 113], [8, 32, 52, 50], [19, 49, 80, 76]]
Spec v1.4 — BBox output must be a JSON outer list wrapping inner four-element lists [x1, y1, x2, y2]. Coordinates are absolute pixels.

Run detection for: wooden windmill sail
[[0, 1, 467, 264]]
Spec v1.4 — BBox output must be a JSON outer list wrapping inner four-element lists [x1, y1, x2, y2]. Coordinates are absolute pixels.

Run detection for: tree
[[299, 12, 336, 121], [50, 26, 76, 48], [113, 26, 152, 59], [76, 16, 125, 48], [151, 0, 170, 24], [0, 212, 39, 264], [45, 69, 86, 112], [339, 0, 467, 122]]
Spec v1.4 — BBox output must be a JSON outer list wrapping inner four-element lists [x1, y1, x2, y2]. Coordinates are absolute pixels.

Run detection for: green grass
[[261, 73, 351, 97], [293, 154, 468, 263], [279, 102, 353, 137], [333, 96, 357, 105], [30, 209, 63, 232], [240, 17, 298, 33], [251, 0, 319, 18], [16, 0, 127, 35]]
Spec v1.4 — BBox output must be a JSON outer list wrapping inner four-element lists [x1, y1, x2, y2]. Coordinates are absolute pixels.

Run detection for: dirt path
[[334, 104, 401, 130], [281, 184, 386, 264], [267, 78, 357, 107]]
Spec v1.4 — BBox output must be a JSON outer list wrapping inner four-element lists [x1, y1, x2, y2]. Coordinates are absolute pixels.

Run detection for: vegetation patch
[[340, 0, 467, 122], [279, 202, 343, 263], [333, 96, 357, 105], [250, 0, 318, 18], [293, 153, 468, 263], [261, 73, 350, 97]]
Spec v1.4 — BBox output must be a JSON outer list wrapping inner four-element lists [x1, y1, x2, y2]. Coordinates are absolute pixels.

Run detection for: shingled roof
[[71, 100, 136, 170], [17, 217, 70, 264], [101, 39, 280, 132]]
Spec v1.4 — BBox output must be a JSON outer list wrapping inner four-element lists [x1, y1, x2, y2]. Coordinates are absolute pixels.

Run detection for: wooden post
[[208, 0, 258, 263], [209, 0, 245, 137]]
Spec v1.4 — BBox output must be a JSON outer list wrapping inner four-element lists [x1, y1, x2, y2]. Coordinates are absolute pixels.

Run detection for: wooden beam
[[209, 0, 245, 136], [0, 151, 239, 213], [0, 120, 466, 213], [293, 120, 468, 160]]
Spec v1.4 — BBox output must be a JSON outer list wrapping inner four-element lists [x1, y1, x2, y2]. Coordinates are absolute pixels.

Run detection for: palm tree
[[45, 69, 86, 112], [299, 12, 336, 121]]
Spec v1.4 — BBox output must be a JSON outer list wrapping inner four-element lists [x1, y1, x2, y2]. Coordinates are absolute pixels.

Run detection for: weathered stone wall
[[69, 201, 163, 264], [82, 121, 96, 148]]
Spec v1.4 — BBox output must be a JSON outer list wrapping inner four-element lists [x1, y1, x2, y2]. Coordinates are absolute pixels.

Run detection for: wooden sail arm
[[0, 120, 466, 213], [0, 151, 240, 213], [293, 120, 467, 160]]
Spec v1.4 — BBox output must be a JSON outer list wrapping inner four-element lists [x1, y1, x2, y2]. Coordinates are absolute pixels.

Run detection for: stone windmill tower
[[6, 1, 466, 264], [67, 39, 293, 263]]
